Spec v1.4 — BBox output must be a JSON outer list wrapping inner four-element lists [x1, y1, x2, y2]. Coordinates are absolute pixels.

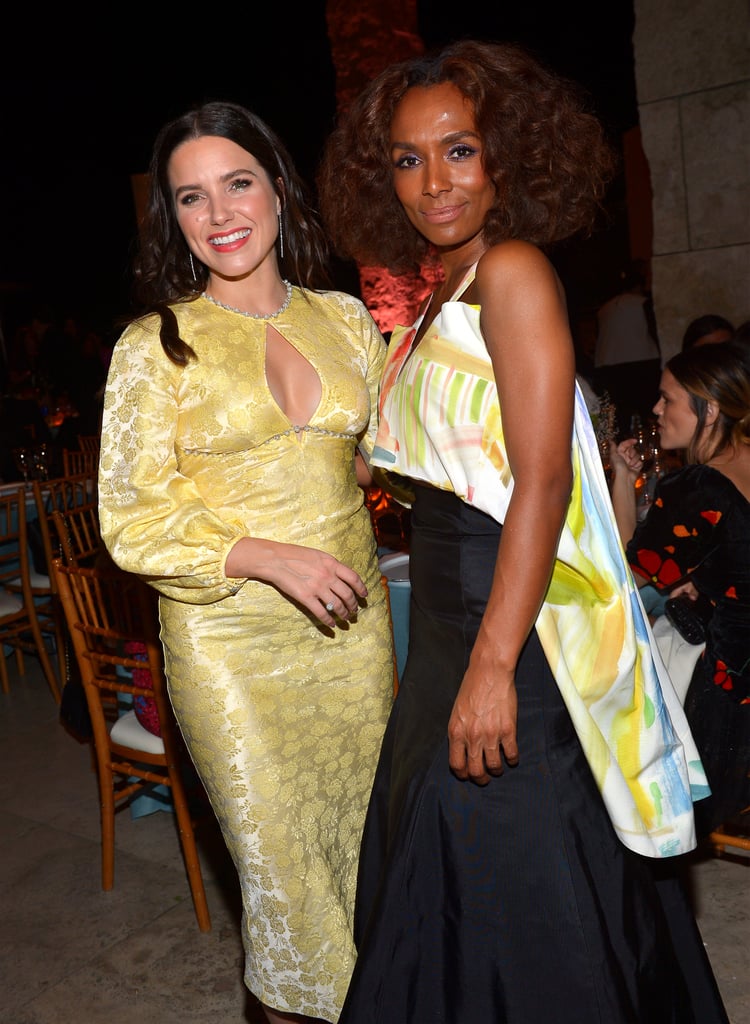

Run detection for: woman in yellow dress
[[98, 101, 394, 1024]]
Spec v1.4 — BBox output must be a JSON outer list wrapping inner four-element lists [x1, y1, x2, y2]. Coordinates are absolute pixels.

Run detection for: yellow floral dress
[[98, 288, 394, 1022]]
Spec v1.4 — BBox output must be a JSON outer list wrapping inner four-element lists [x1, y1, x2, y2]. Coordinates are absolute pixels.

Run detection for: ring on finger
[[325, 602, 335, 612]]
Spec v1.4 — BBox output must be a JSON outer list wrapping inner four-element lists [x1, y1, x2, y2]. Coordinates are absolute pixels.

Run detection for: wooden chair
[[709, 798, 750, 857], [27, 474, 99, 689], [51, 501, 103, 568], [51, 557, 212, 931], [62, 448, 98, 477], [0, 488, 61, 700], [77, 434, 100, 453]]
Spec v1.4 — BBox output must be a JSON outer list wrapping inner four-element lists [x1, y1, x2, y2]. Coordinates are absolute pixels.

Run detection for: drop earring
[[278, 213, 284, 260], [189, 252, 197, 282]]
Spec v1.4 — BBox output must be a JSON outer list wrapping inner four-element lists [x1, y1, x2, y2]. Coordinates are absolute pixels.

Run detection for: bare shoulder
[[476, 240, 559, 293], [475, 241, 565, 322]]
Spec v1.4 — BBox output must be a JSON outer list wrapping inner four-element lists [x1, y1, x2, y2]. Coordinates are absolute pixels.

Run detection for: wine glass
[[32, 443, 50, 481], [12, 447, 32, 490]]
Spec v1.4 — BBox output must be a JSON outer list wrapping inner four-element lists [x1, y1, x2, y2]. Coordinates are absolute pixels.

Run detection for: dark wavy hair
[[131, 101, 330, 365], [318, 39, 616, 273], [666, 343, 750, 464]]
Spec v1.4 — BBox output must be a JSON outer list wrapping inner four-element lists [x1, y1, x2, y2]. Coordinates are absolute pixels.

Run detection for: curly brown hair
[[318, 39, 617, 274]]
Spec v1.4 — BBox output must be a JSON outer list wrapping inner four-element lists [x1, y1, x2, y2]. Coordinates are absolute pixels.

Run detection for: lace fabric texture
[[99, 289, 394, 1019]]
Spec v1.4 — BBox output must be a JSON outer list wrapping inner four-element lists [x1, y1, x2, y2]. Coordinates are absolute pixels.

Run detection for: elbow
[[544, 467, 574, 532], [511, 458, 572, 525], [550, 464, 574, 510]]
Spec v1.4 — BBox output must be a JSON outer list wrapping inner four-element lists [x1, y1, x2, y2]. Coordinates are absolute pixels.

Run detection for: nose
[[652, 396, 664, 416], [208, 193, 234, 225], [421, 158, 451, 197]]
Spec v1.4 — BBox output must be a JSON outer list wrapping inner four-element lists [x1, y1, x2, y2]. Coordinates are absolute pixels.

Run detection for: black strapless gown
[[340, 484, 727, 1024]]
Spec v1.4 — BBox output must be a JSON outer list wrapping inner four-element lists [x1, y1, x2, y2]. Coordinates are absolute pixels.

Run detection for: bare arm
[[448, 242, 574, 784], [225, 537, 366, 627], [609, 438, 641, 547]]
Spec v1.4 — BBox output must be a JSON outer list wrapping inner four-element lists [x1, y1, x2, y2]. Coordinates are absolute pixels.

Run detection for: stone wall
[[633, 0, 749, 360]]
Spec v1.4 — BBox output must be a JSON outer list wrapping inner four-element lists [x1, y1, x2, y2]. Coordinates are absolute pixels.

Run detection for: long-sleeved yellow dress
[[98, 287, 394, 1022]]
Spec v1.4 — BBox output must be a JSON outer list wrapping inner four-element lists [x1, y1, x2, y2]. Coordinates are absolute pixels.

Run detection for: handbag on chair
[[664, 592, 714, 645]]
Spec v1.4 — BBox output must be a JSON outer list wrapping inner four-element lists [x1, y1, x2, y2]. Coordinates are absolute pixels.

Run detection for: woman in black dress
[[612, 341, 750, 838], [319, 39, 728, 1024]]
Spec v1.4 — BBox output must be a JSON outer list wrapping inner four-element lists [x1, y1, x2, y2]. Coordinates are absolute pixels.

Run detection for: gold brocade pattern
[[98, 289, 394, 1021]]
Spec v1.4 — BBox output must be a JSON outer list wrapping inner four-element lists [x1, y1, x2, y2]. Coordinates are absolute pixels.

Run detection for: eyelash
[[393, 143, 478, 170], [179, 178, 253, 206]]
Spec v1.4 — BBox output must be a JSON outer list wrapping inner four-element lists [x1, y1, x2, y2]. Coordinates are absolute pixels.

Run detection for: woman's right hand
[[225, 537, 367, 627], [448, 646, 519, 786]]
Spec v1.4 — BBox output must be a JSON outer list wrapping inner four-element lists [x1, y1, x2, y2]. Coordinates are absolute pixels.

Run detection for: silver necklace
[[202, 280, 292, 320]]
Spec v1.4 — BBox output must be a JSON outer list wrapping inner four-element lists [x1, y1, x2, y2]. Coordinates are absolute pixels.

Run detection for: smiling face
[[168, 135, 281, 282], [652, 368, 699, 450], [389, 82, 496, 258]]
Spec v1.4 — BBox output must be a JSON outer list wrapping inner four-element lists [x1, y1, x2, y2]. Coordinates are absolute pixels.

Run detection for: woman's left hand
[[448, 655, 519, 785], [610, 438, 643, 481], [669, 579, 700, 601]]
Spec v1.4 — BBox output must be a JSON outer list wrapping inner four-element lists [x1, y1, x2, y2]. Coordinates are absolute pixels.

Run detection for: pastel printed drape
[[371, 282, 708, 858]]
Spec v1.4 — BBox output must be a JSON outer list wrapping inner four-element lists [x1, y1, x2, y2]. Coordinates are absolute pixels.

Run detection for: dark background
[[0, 2, 638, 343]]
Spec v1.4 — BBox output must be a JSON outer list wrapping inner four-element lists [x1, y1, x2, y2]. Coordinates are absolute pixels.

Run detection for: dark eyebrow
[[174, 167, 258, 199]]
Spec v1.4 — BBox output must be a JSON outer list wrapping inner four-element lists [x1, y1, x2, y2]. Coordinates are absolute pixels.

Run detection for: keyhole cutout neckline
[[264, 325, 322, 431]]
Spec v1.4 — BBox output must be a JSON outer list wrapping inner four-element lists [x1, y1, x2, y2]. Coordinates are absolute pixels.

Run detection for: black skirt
[[340, 484, 727, 1024]]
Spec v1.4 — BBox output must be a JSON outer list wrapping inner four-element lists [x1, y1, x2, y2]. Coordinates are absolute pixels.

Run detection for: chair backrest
[[0, 488, 62, 701], [51, 501, 103, 568], [31, 474, 97, 582], [0, 488, 32, 592], [77, 434, 100, 452], [62, 448, 98, 477], [51, 560, 164, 734]]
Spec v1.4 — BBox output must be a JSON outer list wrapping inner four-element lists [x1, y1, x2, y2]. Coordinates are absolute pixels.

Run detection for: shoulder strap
[[452, 263, 478, 303]]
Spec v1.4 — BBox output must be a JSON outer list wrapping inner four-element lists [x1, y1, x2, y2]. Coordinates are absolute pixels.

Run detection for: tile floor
[[1, 657, 748, 1024]]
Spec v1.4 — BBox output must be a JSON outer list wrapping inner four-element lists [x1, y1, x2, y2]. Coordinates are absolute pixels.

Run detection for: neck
[[707, 443, 739, 467], [202, 278, 292, 320], [204, 274, 290, 318]]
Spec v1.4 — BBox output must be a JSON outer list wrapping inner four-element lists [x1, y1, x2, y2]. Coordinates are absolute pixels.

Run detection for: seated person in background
[[610, 342, 750, 839], [593, 258, 661, 435], [681, 313, 735, 351]]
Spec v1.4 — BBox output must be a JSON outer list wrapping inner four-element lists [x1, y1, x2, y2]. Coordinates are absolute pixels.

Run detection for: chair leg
[[28, 610, 62, 703], [50, 603, 68, 695], [709, 789, 750, 853], [0, 653, 9, 694], [100, 781, 116, 892], [169, 770, 211, 932]]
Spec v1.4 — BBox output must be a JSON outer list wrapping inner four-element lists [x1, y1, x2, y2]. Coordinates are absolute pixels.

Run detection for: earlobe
[[705, 401, 719, 425]]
